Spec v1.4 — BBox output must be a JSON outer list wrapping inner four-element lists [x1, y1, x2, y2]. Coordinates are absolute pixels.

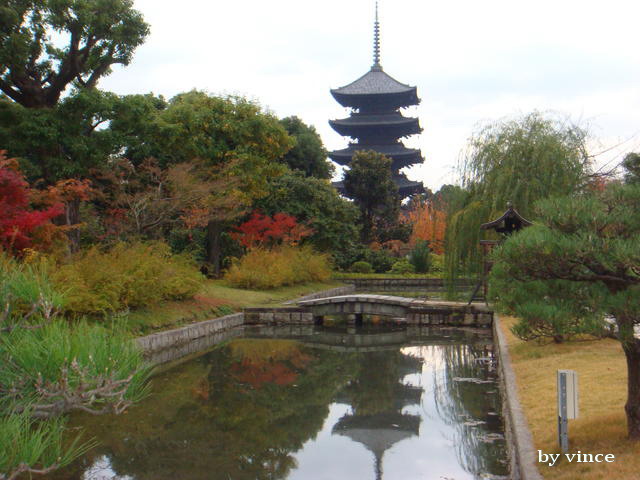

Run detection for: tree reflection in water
[[52, 329, 508, 480], [428, 339, 509, 478]]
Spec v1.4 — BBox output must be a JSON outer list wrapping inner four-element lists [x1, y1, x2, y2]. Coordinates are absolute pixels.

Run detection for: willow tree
[[445, 112, 592, 284]]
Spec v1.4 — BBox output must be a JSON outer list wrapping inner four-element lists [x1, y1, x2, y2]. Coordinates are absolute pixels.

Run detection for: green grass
[[121, 279, 344, 335]]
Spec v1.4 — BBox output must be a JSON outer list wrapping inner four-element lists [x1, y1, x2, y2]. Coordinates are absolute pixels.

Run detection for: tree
[[343, 150, 401, 244], [406, 197, 447, 254], [445, 112, 592, 282], [278, 116, 333, 179], [145, 91, 293, 273], [489, 182, 640, 439], [0, 0, 149, 108], [253, 171, 360, 261], [623, 152, 640, 184], [0, 152, 62, 254]]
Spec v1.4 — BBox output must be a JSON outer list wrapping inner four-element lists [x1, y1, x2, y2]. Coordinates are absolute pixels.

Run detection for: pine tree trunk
[[66, 199, 81, 253], [205, 220, 223, 277], [623, 336, 640, 440]]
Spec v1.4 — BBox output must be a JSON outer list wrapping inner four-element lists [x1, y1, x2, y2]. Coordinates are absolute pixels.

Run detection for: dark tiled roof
[[332, 67, 416, 96], [329, 144, 423, 167], [332, 173, 424, 199], [330, 113, 419, 127]]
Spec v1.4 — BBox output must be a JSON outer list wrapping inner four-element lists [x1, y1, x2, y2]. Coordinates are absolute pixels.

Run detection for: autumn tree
[[254, 171, 360, 264], [406, 197, 446, 254], [490, 182, 640, 439], [343, 150, 401, 244], [141, 91, 293, 273], [0, 152, 62, 254], [231, 211, 313, 249]]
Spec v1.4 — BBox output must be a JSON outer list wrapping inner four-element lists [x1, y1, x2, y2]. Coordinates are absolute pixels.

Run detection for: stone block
[[259, 312, 274, 323]]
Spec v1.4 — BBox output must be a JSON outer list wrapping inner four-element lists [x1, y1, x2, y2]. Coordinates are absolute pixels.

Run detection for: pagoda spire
[[373, 1, 381, 69]]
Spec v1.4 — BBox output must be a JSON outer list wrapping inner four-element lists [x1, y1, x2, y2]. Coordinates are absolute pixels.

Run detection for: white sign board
[[557, 370, 579, 419]]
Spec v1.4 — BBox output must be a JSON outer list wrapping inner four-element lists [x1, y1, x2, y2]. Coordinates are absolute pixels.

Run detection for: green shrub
[[51, 242, 204, 315], [390, 259, 416, 274], [350, 261, 373, 274], [362, 249, 396, 273], [224, 245, 331, 289], [430, 254, 445, 275], [409, 241, 431, 273]]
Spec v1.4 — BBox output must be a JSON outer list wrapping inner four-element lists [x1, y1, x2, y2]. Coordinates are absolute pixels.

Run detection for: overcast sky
[[100, 0, 640, 191]]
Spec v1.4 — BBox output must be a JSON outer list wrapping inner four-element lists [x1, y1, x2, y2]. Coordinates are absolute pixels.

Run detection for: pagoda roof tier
[[394, 174, 424, 198], [329, 144, 423, 169], [331, 67, 419, 109], [329, 113, 421, 138], [332, 173, 424, 199]]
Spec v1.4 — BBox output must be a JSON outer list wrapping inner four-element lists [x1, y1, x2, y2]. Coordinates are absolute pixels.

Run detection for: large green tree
[[0, 0, 149, 108], [445, 112, 592, 281], [144, 91, 293, 272], [254, 171, 360, 266], [490, 183, 640, 439], [278, 116, 333, 179], [623, 152, 640, 184], [343, 150, 401, 244]]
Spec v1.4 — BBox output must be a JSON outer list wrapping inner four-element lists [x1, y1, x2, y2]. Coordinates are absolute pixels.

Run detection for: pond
[[55, 325, 509, 480]]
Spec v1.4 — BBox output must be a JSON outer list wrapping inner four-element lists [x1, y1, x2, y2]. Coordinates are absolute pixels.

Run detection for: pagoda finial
[[373, 1, 381, 69]]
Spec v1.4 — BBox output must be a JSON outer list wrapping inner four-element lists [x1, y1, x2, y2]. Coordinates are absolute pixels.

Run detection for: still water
[[57, 326, 509, 480]]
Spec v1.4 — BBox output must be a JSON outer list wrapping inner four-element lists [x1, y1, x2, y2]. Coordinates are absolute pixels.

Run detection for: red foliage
[[231, 211, 313, 249], [0, 152, 63, 254]]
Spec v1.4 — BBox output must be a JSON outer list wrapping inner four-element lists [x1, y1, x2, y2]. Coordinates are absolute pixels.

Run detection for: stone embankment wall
[[493, 314, 544, 480], [343, 278, 474, 289], [406, 307, 493, 327], [244, 308, 315, 325], [136, 313, 244, 355]]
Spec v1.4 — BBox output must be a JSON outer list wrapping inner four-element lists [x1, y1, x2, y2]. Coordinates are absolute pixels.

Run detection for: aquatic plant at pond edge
[[0, 412, 95, 480], [0, 321, 151, 418]]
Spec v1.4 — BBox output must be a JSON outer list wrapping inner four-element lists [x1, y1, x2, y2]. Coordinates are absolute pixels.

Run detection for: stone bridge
[[296, 294, 493, 327]]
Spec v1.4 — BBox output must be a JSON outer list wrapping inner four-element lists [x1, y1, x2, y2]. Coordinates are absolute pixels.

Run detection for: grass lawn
[[499, 316, 640, 479], [124, 279, 344, 335]]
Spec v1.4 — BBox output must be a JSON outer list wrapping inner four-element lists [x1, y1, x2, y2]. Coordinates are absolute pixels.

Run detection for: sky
[[100, 0, 640, 191]]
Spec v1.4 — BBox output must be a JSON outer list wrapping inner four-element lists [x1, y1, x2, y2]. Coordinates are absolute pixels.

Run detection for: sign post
[[557, 370, 579, 453]]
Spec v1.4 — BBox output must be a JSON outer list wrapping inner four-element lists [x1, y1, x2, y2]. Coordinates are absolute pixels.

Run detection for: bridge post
[[313, 315, 324, 326]]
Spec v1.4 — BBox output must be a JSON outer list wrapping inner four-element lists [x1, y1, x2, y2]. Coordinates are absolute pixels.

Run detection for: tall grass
[[0, 321, 151, 417], [224, 245, 331, 289], [0, 413, 94, 480], [0, 254, 63, 329]]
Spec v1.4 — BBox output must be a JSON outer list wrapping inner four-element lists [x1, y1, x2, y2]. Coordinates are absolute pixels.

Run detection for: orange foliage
[[406, 199, 447, 254]]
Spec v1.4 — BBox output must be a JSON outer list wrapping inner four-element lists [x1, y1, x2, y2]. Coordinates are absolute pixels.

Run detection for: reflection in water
[[55, 327, 508, 480]]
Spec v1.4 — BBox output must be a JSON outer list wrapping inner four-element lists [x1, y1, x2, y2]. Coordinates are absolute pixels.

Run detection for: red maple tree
[[231, 211, 313, 249], [0, 151, 63, 254]]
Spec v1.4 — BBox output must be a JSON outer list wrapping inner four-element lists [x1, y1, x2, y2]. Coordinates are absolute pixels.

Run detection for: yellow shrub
[[224, 245, 331, 289], [51, 242, 204, 315]]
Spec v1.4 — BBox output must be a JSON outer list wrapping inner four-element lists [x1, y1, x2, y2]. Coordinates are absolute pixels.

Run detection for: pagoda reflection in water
[[333, 351, 424, 480]]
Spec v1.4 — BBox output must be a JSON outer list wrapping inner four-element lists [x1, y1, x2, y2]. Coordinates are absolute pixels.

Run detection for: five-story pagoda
[[329, 2, 424, 198]]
